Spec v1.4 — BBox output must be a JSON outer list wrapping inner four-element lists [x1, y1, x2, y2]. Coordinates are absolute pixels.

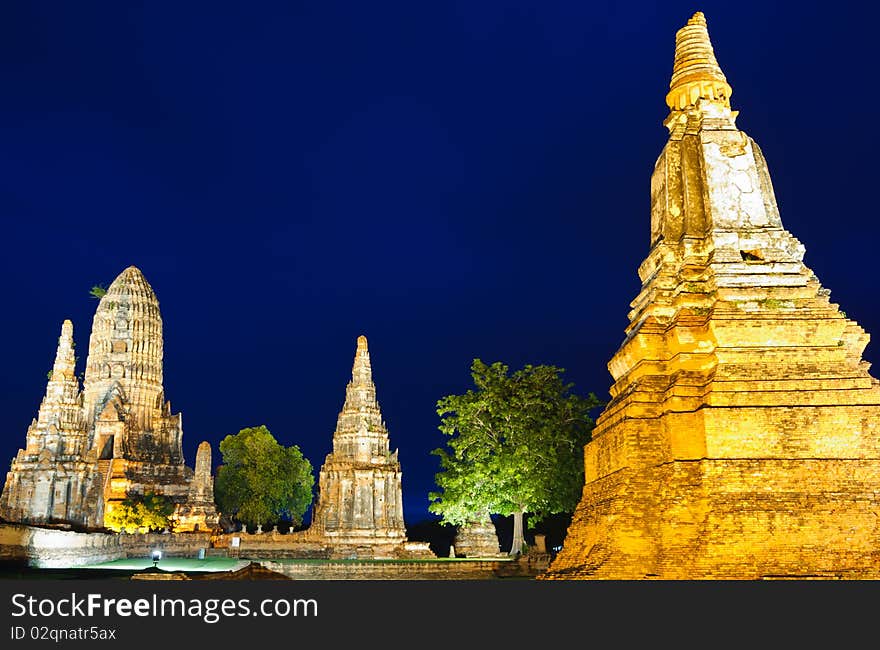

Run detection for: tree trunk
[[509, 510, 526, 556]]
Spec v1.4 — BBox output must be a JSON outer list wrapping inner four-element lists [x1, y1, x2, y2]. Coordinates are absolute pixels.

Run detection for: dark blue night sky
[[1, 1, 877, 524]]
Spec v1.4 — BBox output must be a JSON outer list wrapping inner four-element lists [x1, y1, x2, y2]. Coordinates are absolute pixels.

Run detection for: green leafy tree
[[89, 284, 107, 299], [104, 492, 177, 533], [214, 425, 314, 531], [429, 359, 602, 555]]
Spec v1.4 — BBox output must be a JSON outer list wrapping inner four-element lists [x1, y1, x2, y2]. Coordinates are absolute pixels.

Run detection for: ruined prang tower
[[0, 266, 218, 532], [543, 13, 880, 579], [0, 321, 102, 527], [305, 335, 432, 558], [81, 266, 191, 517]]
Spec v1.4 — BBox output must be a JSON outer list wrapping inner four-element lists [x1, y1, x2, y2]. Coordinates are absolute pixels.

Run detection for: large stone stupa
[[543, 13, 880, 579]]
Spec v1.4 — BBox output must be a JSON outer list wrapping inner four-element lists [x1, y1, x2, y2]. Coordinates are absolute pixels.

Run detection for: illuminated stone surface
[[0, 267, 218, 532], [176, 441, 219, 532], [543, 13, 880, 579], [290, 336, 432, 558], [453, 513, 502, 558], [0, 321, 102, 527]]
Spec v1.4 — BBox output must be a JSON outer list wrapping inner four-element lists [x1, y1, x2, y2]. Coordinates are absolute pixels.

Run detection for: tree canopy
[[429, 359, 602, 555], [104, 491, 176, 533], [214, 425, 315, 530]]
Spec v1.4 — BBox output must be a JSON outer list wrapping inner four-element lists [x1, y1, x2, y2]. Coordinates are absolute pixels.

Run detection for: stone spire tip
[[58, 320, 74, 348], [350, 335, 373, 387], [103, 265, 157, 302], [665, 11, 731, 112], [107, 265, 148, 284], [118, 265, 146, 279], [53, 319, 76, 377]]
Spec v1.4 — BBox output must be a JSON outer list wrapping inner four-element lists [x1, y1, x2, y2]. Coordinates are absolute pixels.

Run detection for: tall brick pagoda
[[0, 266, 218, 532], [543, 13, 880, 579]]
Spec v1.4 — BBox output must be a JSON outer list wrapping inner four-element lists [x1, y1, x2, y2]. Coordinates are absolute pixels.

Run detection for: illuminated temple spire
[[290, 335, 434, 558], [30, 320, 87, 457], [665, 11, 732, 112], [307, 335, 409, 551], [81, 265, 166, 439], [347, 335, 376, 410], [331, 334, 393, 467], [52, 320, 77, 381], [543, 12, 880, 580], [0, 321, 97, 526]]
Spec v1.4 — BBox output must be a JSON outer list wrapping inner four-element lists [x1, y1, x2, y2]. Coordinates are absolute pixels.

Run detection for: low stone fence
[[0, 523, 126, 568], [212, 530, 433, 560], [257, 557, 547, 580], [0, 523, 212, 568], [0, 523, 550, 578], [119, 530, 214, 560], [214, 530, 328, 559]]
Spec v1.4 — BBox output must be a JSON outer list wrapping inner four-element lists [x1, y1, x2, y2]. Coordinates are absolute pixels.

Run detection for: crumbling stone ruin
[[0, 266, 218, 532], [298, 335, 433, 559], [452, 513, 502, 558]]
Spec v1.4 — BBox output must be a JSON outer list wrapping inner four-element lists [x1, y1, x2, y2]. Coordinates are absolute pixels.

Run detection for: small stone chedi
[[544, 13, 880, 579], [0, 266, 219, 532], [453, 512, 502, 558], [304, 335, 433, 558]]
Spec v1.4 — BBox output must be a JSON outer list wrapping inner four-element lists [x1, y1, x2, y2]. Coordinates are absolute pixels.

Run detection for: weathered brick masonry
[[543, 13, 880, 579]]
